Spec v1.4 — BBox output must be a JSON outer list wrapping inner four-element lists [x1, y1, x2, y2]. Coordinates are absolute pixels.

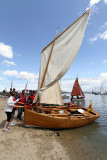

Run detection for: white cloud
[[89, 30, 107, 42], [103, 60, 107, 63], [89, 21, 107, 42], [100, 73, 107, 84], [0, 79, 38, 92], [2, 70, 39, 82], [0, 77, 5, 80], [89, 36, 98, 42], [100, 73, 107, 78], [90, 0, 101, 6], [104, 0, 107, 3], [61, 78, 102, 92], [3, 70, 18, 76], [100, 30, 107, 40], [2, 60, 16, 66], [100, 22, 107, 30], [1, 72, 107, 92], [17, 71, 39, 81], [86, 0, 101, 15], [61, 73, 107, 92], [0, 43, 13, 58]]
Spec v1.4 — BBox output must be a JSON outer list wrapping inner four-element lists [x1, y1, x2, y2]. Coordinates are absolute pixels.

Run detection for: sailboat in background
[[23, 9, 100, 129], [100, 84, 107, 95], [71, 77, 85, 101]]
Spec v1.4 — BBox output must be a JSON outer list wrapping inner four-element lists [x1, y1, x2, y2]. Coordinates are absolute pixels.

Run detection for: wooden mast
[[35, 30, 58, 107], [24, 80, 28, 97]]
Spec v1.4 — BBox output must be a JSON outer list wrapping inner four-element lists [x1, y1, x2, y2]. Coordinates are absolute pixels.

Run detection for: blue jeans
[[17, 108, 23, 119]]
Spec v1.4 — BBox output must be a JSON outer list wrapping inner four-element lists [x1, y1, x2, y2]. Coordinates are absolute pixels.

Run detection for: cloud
[[100, 22, 107, 30], [90, 0, 101, 7], [0, 77, 5, 80], [103, 60, 107, 63], [100, 73, 107, 84], [1, 72, 107, 92], [2, 70, 39, 82], [104, 0, 107, 3], [99, 30, 107, 40], [0, 43, 13, 58], [89, 21, 107, 42], [100, 73, 107, 78], [90, 30, 107, 42], [61, 73, 107, 92], [0, 79, 38, 92], [61, 78, 101, 92], [3, 70, 18, 76], [17, 71, 39, 81], [2, 60, 16, 66], [86, 0, 101, 15], [89, 36, 98, 42]]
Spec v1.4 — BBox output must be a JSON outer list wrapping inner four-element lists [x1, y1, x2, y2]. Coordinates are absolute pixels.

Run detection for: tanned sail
[[71, 77, 85, 99]]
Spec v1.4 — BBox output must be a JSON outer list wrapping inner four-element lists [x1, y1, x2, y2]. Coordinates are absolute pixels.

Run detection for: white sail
[[34, 9, 90, 104], [40, 81, 63, 105], [100, 84, 106, 95]]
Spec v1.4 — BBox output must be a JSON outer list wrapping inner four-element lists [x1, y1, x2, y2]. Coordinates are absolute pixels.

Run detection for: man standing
[[17, 90, 26, 121], [27, 91, 35, 104]]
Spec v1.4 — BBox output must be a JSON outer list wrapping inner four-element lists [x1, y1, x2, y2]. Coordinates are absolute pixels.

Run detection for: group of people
[[2, 90, 36, 132]]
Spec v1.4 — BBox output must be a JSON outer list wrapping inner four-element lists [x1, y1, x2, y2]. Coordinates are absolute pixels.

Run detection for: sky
[[0, 0, 107, 92]]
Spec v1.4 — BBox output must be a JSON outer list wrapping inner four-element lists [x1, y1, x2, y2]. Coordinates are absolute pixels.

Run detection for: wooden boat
[[71, 77, 85, 101], [24, 9, 100, 129], [24, 105, 100, 129]]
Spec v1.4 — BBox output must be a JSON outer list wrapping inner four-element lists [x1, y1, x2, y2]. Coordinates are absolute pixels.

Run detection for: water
[[58, 93, 107, 160]]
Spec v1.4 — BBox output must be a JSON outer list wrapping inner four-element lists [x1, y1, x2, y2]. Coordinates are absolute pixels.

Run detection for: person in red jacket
[[27, 91, 35, 104], [17, 90, 26, 121]]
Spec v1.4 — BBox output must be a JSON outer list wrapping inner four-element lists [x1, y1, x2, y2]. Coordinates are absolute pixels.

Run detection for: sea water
[[58, 93, 107, 160]]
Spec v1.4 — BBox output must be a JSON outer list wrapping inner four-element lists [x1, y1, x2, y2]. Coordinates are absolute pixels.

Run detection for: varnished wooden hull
[[24, 107, 100, 129]]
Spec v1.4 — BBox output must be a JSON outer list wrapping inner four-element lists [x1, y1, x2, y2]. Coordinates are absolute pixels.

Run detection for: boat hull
[[71, 97, 85, 101], [24, 107, 100, 129]]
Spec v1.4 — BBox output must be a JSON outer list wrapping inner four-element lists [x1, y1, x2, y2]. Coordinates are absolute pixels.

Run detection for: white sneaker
[[7, 127, 12, 130], [2, 128, 9, 132], [9, 121, 15, 126], [12, 121, 16, 125]]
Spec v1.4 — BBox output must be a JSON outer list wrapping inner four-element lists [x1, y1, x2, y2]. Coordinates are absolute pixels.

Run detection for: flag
[[88, 100, 92, 111]]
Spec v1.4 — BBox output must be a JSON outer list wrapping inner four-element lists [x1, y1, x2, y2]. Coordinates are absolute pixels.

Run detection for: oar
[[14, 105, 25, 108]]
